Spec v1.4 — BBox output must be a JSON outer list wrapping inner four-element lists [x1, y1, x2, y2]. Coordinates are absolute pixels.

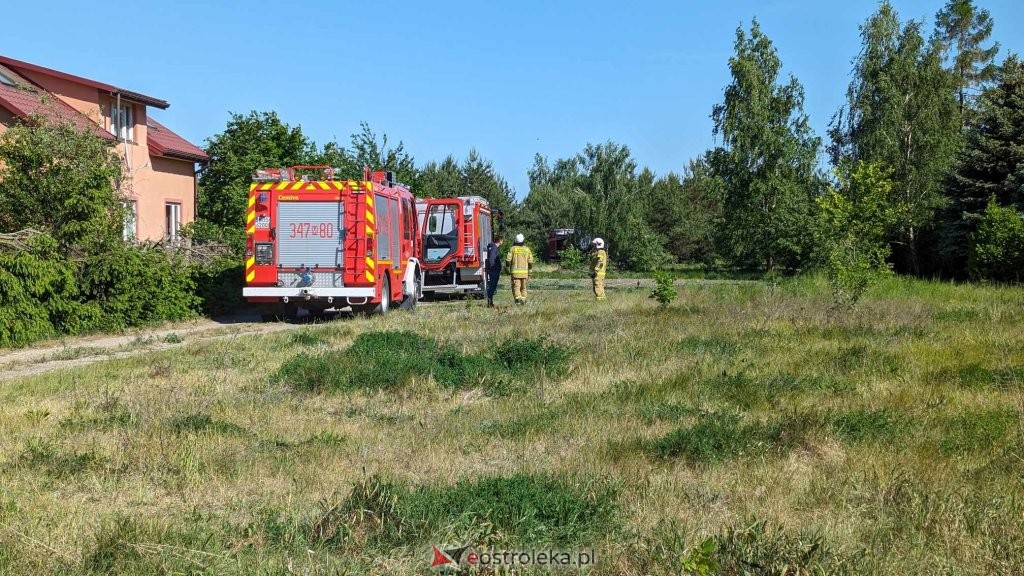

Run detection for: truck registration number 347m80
[[288, 222, 335, 239]]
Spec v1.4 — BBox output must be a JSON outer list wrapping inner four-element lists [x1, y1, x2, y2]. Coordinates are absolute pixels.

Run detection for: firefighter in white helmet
[[505, 233, 534, 305], [590, 237, 607, 300]]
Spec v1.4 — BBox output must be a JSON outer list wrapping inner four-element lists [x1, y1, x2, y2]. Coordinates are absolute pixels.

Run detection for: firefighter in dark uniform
[[485, 235, 503, 307]]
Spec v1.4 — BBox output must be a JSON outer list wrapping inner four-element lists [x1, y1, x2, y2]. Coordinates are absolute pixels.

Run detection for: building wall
[[17, 70, 101, 121], [3, 68, 196, 242], [130, 156, 196, 241], [15, 68, 152, 184], [0, 106, 13, 135]]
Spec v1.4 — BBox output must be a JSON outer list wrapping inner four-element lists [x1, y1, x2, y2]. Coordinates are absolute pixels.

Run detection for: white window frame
[[109, 100, 134, 142], [165, 202, 182, 242], [122, 200, 137, 242]]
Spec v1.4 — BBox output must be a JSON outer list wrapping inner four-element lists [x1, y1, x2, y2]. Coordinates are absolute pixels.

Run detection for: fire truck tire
[[400, 268, 420, 311], [373, 276, 391, 316]]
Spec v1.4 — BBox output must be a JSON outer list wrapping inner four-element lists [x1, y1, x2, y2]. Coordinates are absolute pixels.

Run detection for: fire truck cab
[[416, 196, 493, 296], [243, 166, 422, 317]]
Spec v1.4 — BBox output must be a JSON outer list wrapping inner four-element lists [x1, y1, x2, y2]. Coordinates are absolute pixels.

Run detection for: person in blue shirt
[[485, 235, 503, 307]]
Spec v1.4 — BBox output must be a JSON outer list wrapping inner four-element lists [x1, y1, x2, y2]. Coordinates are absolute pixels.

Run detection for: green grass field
[[1, 276, 1022, 575]]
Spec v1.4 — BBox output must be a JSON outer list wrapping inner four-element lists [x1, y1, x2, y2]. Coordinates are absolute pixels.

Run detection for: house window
[[165, 202, 181, 242], [0, 70, 15, 87], [109, 100, 134, 141], [122, 201, 137, 242]]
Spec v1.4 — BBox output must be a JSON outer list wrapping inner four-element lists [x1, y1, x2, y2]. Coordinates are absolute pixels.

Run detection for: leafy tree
[[935, 0, 1000, 117], [0, 114, 124, 250], [199, 111, 314, 231], [816, 162, 896, 307], [415, 155, 464, 200], [520, 144, 668, 269], [315, 122, 418, 188], [462, 148, 515, 216], [516, 155, 578, 251], [829, 2, 961, 273], [343, 122, 417, 184], [645, 156, 723, 263], [710, 20, 821, 271], [941, 55, 1024, 273]]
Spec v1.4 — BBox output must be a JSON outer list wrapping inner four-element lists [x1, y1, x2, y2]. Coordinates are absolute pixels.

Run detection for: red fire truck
[[416, 196, 493, 296], [243, 166, 422, 317]]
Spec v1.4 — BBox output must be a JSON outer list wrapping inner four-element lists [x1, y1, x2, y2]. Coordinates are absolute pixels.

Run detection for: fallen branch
[[0, 228, 45, 252]]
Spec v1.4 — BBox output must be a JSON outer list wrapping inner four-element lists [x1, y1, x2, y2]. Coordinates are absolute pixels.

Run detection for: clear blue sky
[[4, 1, 1023, 198]]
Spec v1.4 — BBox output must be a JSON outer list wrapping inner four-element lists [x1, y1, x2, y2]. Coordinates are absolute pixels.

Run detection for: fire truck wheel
[[373, 276, 391, 316], [400, 269, 420, 311]]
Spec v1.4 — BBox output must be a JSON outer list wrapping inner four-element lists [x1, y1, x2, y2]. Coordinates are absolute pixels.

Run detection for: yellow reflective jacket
[[506, 245, 534, 278], [592, 249, 607, 278]]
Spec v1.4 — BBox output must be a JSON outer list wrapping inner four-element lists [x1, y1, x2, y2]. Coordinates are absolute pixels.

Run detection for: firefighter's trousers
[[593, 274, 606, 300], [512, 276, 528, 302]]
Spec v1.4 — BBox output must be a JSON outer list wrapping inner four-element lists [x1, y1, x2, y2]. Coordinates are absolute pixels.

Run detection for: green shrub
[[940, 409, 1017, 454], [0, 235, 102, 346], [969, 198, 1024, 282], [557, 246, 585, 270], [649, 271, 678, 307], [627, 521, 719, 576], [191, 257, 245, 316], [274, 331, 572, 396], [18, 438, 106, 479], [493, 336, 571, 375], [831, 408, 905, 443], [315, 473, 618, 549], [272, 351, 355, 393], [81, 244, 198, 331], [651, 412, 811, 462], [618, 222, 670, 272]]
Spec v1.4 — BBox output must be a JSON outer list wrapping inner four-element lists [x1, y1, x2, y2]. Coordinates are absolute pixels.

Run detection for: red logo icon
[[431, 546, 455, 568]]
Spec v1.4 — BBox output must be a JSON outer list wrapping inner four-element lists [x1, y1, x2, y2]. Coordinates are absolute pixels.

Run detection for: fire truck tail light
[[245, 236, 254, 257]]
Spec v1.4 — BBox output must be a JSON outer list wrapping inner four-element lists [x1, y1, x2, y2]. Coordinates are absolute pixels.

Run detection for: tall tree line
[[195, 115, 512, 247], [196, 0, 1021, 279]]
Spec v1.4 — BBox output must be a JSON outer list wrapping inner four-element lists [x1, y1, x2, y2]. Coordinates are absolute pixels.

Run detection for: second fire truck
[[416, 196, 493, 296]]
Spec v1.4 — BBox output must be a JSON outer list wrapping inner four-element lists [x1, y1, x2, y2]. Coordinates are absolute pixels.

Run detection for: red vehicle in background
[[243, 166, 422, 318], [416, 196, 493, 296]]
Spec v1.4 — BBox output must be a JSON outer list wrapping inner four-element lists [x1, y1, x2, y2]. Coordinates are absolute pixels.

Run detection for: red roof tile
[[0, 78, 114, 141], [147, 118, 208, 162], [0, 54, 169, 109]]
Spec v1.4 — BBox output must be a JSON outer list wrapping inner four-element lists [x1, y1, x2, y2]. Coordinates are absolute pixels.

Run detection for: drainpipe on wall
[[115, 92, 131, 171], [194, 162, 208, 230]]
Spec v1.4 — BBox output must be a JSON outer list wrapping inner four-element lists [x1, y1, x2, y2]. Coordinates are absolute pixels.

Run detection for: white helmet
[[514, 233, 525, 244], [593, 237, 605, 249]]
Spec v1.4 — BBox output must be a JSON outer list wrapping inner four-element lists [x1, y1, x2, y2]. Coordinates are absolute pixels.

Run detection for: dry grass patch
[[0, 277, 1022, 574]]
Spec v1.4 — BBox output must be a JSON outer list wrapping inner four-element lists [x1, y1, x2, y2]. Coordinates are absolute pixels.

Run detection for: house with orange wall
[[0, 55, 208, 242]]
